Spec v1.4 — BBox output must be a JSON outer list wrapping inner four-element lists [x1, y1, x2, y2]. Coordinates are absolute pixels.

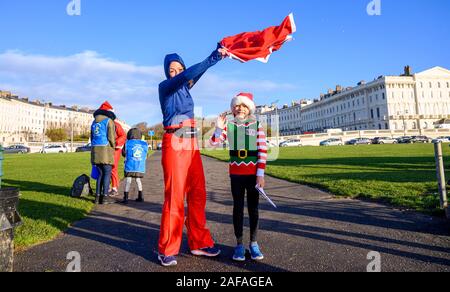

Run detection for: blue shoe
[[249, 243, 264, 261], [191, 246, 221, 257], [158, 254, 177, 267], [232, 244, 246, 262]]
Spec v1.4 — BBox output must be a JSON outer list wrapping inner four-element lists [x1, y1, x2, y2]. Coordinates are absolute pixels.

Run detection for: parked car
[[279, 139, 303, 147], [372, 137, 398, 145], [411, 136, 431, 143], [432, 136, 450, 143], [396, 136, 413, 144], [3, 145, 31, 154], [41, 145, 68, 154], [320, 138, 343, 146], [75, 143, 92, 152], [157, 143, 163, 151], [346, 138, 372, 145]]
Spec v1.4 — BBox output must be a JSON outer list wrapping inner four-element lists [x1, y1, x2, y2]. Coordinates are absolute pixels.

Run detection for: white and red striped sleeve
[[256, 123, 267, 177], [209, 126, 228, 147]]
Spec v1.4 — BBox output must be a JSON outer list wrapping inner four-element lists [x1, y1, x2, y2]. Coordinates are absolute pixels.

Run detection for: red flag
[[220, 13, 296, 63]]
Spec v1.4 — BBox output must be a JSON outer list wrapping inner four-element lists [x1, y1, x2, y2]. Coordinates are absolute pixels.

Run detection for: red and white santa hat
[[231, 93, 256, 114], [99, 101, 114, 112]]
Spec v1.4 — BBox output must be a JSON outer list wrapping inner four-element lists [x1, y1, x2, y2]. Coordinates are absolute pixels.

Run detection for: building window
[[377, 108, 380, 119], [382, 93, 385, 100], [371, 109, 374, 119]]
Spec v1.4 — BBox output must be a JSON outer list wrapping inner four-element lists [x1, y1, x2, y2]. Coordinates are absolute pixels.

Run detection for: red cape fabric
[[220, 13, 296, 63]]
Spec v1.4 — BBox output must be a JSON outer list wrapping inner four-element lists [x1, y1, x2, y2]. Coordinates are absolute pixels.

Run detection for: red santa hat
[[231, 93, 256, 114], [99, 101, 114, 112]]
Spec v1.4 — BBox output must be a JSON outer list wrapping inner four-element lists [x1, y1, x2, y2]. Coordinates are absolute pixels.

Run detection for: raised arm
[[209, 113, 228, 147], [159, 48, 226, 97]]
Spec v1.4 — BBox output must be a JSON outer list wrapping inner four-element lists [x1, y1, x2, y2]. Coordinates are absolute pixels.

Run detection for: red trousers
[[158, 133, 214, 256], [111, 149, 122, 190]]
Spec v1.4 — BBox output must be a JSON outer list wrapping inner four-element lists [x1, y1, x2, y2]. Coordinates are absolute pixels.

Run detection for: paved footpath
[[15, 152, 450, 272]]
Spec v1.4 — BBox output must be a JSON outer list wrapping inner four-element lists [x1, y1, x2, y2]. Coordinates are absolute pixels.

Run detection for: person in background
[[121, 128, 148, 204], [91, 101, 116, 205], [110, 120, 127, 197]]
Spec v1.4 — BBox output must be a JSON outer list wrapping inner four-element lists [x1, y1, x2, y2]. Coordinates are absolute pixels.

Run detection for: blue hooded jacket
[[159, 49, 222, 127]]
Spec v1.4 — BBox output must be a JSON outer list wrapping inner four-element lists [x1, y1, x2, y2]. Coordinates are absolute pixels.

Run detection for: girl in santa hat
[[210, 93, 267, 262]]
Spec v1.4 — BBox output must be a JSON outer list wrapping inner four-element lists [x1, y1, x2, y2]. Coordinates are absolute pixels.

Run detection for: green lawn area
[[2, 152, 124, 250], [202, 144, 450, 215]]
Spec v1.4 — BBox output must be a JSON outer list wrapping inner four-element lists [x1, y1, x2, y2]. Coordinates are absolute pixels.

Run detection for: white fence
[[270, 129, 450, 147]]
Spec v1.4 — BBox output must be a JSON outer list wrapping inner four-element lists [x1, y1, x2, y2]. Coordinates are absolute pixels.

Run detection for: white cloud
[[0, 50, 297, 126], [0, 50, 163, 125]]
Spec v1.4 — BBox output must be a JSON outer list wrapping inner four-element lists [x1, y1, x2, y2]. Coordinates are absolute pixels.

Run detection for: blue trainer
[[249, 243, 264, 261], [232, 244, 246, 262], [158, 254, 177, 267], [191, 246, 221, 257]]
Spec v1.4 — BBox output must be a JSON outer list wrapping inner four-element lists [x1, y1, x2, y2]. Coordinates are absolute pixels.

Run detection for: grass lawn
[[2, 152, 124, 250], [202, 144, 450, 215]]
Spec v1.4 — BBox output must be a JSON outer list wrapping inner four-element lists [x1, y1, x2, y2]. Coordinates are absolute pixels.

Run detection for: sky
[[0, 0, 449, 126]]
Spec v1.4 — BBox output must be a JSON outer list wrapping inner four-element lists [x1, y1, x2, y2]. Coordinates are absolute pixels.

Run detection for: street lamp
[[70, 112, 78, 153], [398, 110, 409, 136], [271, 100, 280, 147], [42, 101, 48, 153]]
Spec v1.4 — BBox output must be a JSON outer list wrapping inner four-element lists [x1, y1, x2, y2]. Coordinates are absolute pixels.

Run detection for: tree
[[133, 122, 165, 140], [73, 132, 90, 142], [46, 128, 68, 142], [133, 122, 149, 135]]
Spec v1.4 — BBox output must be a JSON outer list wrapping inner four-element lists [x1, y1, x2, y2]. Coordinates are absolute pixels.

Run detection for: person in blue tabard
[[91, 101, 117, 205], [120, 128, 149, 204]]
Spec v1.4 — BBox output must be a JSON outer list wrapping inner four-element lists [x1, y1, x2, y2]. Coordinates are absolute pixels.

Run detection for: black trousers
[[230, 175, 260, 244]]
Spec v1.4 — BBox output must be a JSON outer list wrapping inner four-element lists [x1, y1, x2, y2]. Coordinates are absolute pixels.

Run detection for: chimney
[[357, 80, 366, 86], [404, 65, 412, 76], [327, 89, 334, 95], [336, 85, 342, 92]]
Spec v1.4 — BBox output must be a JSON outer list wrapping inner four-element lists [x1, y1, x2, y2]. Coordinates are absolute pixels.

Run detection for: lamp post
[[42, 101, 48, 153], [271, 100, 280, 147], [70, 112, 77, 153], [202, 117, 205, 149], [398, 110, 409, 136]]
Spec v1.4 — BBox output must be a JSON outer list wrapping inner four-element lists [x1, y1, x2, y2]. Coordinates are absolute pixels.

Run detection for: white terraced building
[[0, 90, 129, 145], [262, 66, 450, 136]]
